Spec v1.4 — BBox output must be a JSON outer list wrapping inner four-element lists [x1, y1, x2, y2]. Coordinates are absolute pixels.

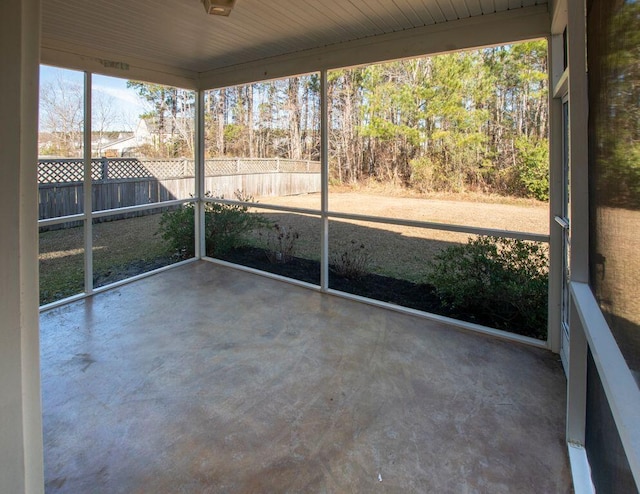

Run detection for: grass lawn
[[248, 192, 548, 283], [39, 213, 177, 305]]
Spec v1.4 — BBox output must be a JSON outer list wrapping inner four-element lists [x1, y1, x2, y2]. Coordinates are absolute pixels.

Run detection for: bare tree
[[92, 90, 119, 156], [287, 77, 302, 160], [40, 75, 126, 157], [39, 76, 84, 156]]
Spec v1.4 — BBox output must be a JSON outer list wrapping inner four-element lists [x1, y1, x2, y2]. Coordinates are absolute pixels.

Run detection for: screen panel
[[587, 0, 640, 385], [586, 0, 639, 490]]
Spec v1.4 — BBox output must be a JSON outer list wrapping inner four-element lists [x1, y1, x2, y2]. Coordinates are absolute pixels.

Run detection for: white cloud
[[93, 84, 145, 109], [92, 82, 148, 130]]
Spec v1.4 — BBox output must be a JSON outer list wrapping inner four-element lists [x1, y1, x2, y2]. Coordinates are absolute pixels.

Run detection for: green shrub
[[158, 192, 269, 258], [409, 155, 464, 193], [409, 156, 435, 193], [426, 236, 548, 339], [158, 203, 197, 258], [203, 199, 269, 257], [514, 136, 549, 201]]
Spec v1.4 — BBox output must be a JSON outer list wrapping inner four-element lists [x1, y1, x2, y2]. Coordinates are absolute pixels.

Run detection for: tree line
[[40, 40, 549, 200], [589, 0, 640, 209], [197, 40, 548, 200]]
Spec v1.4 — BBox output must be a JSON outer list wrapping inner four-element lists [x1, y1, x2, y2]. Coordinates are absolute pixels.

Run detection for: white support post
[[563, 1, 596, 490], [195, 90, 206, 258], [0, 0, 44, 492], [547, 35, 564, 354], [320, 70, 329, 291], [84, 72, 93, 295], [564, 0, 590, 445], [566, 297, 588, 446], [567, 0, 589, 284]]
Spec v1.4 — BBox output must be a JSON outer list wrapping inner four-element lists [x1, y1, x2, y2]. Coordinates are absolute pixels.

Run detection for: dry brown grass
[[39, 214, 173, 304], [328, 180, 547, 206], [39, 191, 551, 303], [250, 191, 549, 282], [256, 191, 549, 234]]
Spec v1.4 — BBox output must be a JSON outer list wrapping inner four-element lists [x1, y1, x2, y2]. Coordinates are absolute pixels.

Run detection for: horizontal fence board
[[205, 173, 321, 199]]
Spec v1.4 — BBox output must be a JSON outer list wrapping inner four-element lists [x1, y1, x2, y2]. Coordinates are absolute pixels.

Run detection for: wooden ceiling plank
[[416, 0, 439, 24], [389, 0, 427, 27], [368, 0, 414, 31], [465, 0, 485, 17], [450, 0, 472, 19], [479, 0, 497, 14], [434, 0, 458, 20]]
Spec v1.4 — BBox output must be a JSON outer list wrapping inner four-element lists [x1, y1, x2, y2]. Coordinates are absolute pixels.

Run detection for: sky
[[39, 65, 147, 132]]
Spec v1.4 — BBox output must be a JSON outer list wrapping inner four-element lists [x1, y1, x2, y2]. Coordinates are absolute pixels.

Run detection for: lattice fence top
[[38, 158, 190, 183], [204, 158, 320, 176], [102, 158, 153, 179], [38, 157, 320, 184], [142, 160, 192, 179], [205, 160, 238, 176], [38, 159, 104, 183]]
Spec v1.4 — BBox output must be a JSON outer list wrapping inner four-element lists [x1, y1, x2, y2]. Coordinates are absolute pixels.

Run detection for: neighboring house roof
[[95, 121, 152, 155]]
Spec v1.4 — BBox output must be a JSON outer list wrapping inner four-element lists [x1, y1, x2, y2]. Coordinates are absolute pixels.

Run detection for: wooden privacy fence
[[38, 157, 321, 221]]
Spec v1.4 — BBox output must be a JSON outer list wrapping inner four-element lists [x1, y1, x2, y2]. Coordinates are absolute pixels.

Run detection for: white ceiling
[[41, 0, 549, 88]]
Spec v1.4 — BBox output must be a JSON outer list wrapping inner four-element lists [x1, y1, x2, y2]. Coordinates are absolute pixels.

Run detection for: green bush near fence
[[158, 193, 270, 258], [426, 235, 549, 339]]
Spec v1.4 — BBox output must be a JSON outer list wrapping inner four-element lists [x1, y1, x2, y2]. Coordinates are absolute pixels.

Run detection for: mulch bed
[[218, 246, 492, 327]]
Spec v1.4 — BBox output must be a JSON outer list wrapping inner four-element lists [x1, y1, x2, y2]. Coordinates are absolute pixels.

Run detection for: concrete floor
[[41, 261, 572, 493]]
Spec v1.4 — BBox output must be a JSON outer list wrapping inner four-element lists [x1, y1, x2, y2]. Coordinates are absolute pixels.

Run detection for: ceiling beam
[[199, 4, 550, 90]]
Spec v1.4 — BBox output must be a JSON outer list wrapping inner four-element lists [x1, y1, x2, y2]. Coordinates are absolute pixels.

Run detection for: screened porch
[[2, 0, 640, 493]]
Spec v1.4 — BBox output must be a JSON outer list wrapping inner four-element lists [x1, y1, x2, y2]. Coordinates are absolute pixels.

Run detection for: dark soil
[[218, 246, 493, 328]]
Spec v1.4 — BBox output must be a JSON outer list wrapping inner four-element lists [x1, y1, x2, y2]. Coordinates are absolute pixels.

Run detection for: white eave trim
[[40, 39, 199, 90]]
